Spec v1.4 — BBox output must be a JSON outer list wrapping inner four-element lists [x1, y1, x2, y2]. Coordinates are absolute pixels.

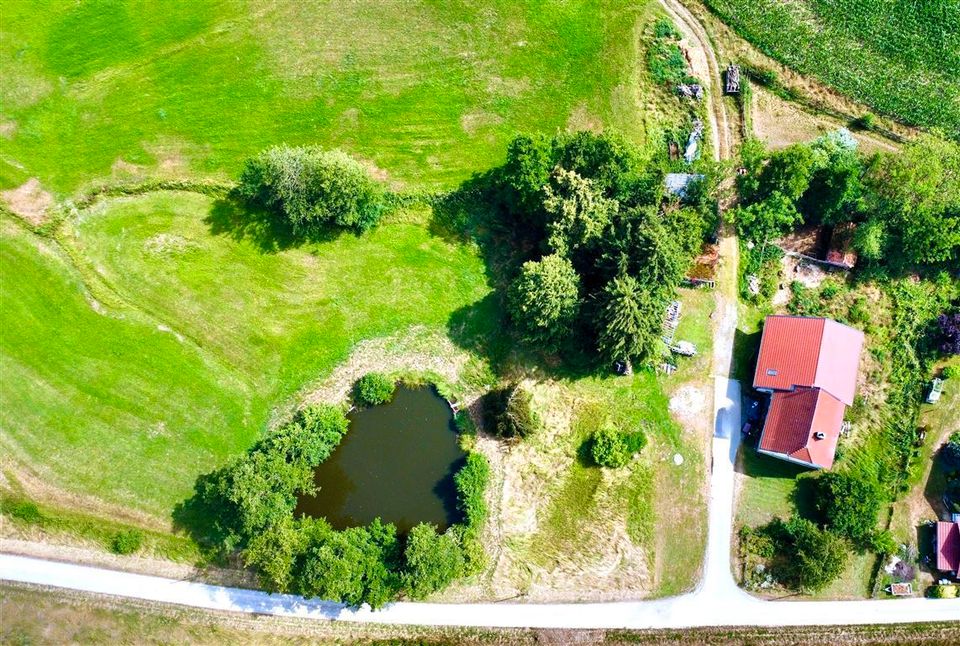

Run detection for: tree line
[[734, 130, 960, 269], [478, 131, 720, 371]]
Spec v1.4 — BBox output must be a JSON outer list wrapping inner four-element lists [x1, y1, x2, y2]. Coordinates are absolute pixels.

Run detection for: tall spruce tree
[[596, 273, 662, 371]]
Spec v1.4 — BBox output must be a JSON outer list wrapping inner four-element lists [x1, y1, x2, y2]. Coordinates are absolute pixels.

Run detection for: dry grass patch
[[1, 178, 53, 226], [752, 88, 898, 154]]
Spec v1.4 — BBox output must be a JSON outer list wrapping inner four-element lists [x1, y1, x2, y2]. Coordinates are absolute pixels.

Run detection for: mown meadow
[[1, 196, 490, 515], [702, 0, 960, 137], [0, 0, 678, 195]]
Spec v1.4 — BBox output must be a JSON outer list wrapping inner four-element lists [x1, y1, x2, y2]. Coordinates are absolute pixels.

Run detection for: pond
[[296, 385, 466, 533]]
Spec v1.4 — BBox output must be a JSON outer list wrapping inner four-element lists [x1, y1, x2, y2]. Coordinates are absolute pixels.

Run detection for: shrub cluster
[[811, 471, 883, 550], [111, 529, 144, 555], [590, 426, 646, 468], [647, 19, 693, 86], [354, 372, 396, 406], [176, 402, 490, 607], [237, 146, 387, 234], [735, 134, 960, 269], [743, 517, 848, 593]]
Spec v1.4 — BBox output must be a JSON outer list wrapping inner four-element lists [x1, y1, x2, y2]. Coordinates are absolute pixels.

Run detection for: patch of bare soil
[[752, 88, 898, 154], [0, 121, 16, 138], [461, 110, 503, 136], [1, 177, 53, 226], [566, 103, 603, 133], [670, 385, 707, 423]]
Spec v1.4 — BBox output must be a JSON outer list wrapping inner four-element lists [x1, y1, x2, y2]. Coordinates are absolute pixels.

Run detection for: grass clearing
[[1, 193, 490, 517], [1, 0, 679, 195], [735, 449, 810, 528]]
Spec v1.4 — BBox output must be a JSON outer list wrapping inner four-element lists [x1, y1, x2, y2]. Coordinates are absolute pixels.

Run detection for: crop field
[[0, 0, 679, 195], [1, 195, 490, 515], [702, 0, 960, 137]]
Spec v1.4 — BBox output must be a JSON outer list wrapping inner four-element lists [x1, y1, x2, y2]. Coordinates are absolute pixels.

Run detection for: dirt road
[[659, 0, 733, 162]]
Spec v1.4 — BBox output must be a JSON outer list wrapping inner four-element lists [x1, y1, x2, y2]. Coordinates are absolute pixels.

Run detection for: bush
[[623, 430, 648, 454], [485, 384, 539, 440], [6, 501, 42, 523], [237, 146, 386, 234], [943, 365, 960, 380], [776, 517, 848, 593], [740, 525, 775, 559], [591, 426, 631, 468], [855, 113, 877, 131], [930, 584, 958, 599], [869, 529, 897, 556], [820, 281, 843, 300], [454, 452, 490, 533], [812, 472, 884, 549], [354, 373, 395, 406], [403, 523, 465, 600], [111, 529, 144, 555], [848, 295, 871, 326]]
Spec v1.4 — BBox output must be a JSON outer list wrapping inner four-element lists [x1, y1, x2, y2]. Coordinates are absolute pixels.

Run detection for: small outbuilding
[[664, 173, 704, 199], [825, 222, 858, 269]]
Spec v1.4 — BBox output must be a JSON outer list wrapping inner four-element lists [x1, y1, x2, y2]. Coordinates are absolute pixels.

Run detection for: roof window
[[766, 368, 778, 376]]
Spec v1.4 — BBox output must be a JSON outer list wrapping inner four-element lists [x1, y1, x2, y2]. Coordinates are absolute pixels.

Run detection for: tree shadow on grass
[[732, 326, 762, 381], [204, 196, 341, 254]]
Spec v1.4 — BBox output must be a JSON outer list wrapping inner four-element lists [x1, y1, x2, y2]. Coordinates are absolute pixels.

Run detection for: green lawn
[[735, 448, 811, 528], [1, 193, 490, 516], [1, 0, 678, 195], [702, 0, 960, 136]]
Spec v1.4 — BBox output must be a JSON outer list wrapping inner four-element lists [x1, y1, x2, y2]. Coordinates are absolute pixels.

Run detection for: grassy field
[[701, 0, 960, 137], [1, 193, 490, 516], [0, 0, 680, 195]]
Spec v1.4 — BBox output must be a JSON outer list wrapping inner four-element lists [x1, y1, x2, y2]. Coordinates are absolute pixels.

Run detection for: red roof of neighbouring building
[[937, 521, 960, 574], [759, 388, 846, 469], [753, 316, 864, 405], [754, 316, 864, 469]]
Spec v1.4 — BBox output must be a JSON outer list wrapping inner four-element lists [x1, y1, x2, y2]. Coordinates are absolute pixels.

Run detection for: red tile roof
[[754, 316, 864, 405], [753, 316, 865, 470], [759, 388, 845, 469], [936, 521, 960, 573]]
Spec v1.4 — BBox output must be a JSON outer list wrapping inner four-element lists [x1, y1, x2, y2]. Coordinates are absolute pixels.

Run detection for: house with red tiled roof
[[936, 518, 960, 577], [753, 316, 865, 469]]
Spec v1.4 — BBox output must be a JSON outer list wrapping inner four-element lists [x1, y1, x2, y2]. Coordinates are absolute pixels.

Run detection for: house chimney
[[814, 431, 825, 440]]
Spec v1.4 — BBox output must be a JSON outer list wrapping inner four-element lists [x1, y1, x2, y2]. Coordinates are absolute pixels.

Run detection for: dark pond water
[[296, 385, 466, 533]]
